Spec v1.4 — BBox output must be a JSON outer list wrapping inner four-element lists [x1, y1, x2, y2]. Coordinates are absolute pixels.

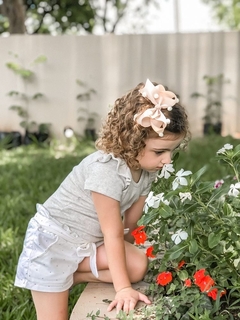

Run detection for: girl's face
[[136, 134, 184, 173]]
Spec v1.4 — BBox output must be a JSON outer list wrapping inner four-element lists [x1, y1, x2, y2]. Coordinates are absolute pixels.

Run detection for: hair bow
[[134, 79, 179, 136]]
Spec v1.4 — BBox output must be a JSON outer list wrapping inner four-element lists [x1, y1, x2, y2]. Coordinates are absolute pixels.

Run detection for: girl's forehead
[[146, 135, 183, 147]]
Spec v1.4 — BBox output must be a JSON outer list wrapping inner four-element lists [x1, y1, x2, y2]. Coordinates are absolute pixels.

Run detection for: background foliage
[[202, 0, 240, 30], [0, 0, 159, 35]]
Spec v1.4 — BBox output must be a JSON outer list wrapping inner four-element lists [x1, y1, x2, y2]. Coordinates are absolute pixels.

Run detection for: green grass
[[0, 135, 239, 319], [176, 134, 239, 180], [0, 140, 95, 320]]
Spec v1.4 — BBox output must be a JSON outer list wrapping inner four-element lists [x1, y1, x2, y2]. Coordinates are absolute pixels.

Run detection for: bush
[[137, 140, 240, 319]]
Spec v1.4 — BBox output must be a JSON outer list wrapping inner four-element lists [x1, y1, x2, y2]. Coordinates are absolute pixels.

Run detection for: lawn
[[0, 135, 239, 319]]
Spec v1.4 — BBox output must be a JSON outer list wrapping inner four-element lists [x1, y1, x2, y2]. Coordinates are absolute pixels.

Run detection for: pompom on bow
[[134, 79, 179, 137]]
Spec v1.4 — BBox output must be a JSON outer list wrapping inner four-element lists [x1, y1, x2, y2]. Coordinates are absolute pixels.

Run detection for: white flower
[[228, 182, 240, 197], [217, 147, 226, 155], [158, 163, 175, 179], [179, 192, 192, 202], [171, 229, 188, 245], [158, 194, 170, 206], [224, 143, 233, 150], [217, 143, 233, 154], [234, 258, 240, 268], [144, 191, 169, 213], [172, 169, 192, 190]]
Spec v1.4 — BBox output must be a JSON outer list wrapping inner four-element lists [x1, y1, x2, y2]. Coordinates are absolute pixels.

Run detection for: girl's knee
[[128, 248, 149, 283]]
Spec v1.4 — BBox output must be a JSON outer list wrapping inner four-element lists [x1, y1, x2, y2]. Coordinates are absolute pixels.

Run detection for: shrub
[[136, 142, 240, 319]]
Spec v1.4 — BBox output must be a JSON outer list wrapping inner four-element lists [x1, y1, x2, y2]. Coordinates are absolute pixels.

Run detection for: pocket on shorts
[[29, 227, 58, 261]]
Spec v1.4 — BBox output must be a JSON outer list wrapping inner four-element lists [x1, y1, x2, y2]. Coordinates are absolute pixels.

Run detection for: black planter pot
[[0, 131, 22, 149], [23, 131, 49, 145], [23, 131, 38, 145], [85, 128, 97, 141], [203, 122, 222, 135], [37, 132, 49, 143]]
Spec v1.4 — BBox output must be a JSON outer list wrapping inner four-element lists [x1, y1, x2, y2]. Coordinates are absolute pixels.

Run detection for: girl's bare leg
[[31, 290, 69, 320], [73, 241, 148, 285]]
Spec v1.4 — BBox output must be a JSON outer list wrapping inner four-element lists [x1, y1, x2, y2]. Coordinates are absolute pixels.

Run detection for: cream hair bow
[[134, 79, 179, 136]]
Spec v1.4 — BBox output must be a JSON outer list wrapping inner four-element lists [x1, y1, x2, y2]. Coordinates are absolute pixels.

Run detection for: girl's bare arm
[[91, 191, 131, 291], [123, 195, 147, 243], [91, 192, 150, 313]]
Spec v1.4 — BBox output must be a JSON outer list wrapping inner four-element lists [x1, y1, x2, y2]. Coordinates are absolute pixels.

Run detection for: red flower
[[194, 269, 206, 283], [207, 288, 218, 300], [198, 275, 215, 292], [207, 288, 226, 300], [194, 269, 215, 292], [177, 260, 186, 269], [131, 226, 147, 245], [184, 279, 192, 287], [146, 246, 156, 258], [194, 270, 226, 300], [156, 271, 173, 286]]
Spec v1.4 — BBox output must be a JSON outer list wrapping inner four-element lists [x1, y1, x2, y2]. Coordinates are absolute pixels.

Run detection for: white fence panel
[[0, 33, 239, 140]]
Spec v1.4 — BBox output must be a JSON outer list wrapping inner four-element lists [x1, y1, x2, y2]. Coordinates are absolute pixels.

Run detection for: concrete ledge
[[70, 281, 149, 320]]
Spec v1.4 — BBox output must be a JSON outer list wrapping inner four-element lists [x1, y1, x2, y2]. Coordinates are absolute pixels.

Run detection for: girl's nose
[[161, 152, 172, 165]]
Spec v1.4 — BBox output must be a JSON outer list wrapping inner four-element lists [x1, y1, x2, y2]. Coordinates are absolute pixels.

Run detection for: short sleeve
[[84, 161, 125, 201]]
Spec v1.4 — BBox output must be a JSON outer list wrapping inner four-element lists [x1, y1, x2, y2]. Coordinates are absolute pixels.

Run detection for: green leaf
[[178, 270, 188, 281], [32, 93, 44, 99], [169, 244, 188, 260], [189, 239, 198, 254], [194, 181, 214, 194], [159, 205, 173, 218], [223, 202, 233, 216], [138, 209, 159, 225], [208, 185, 227, 204], [33, 55, 47, 64], [6, 62, 34, 78], [7, 90, 20, 96], [190, 165, 208, 186], [172, 151, 180, 162], [208, 232, 221, 248]]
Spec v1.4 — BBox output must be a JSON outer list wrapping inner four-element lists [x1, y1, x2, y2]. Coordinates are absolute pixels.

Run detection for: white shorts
[[14, 205, 98, 292]]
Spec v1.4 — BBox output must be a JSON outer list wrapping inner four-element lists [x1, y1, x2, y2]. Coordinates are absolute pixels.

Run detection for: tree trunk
[[2, 0, 26, 34]]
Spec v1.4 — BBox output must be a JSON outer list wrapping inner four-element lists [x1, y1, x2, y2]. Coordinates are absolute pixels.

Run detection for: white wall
[[0, 33, 240, 139]]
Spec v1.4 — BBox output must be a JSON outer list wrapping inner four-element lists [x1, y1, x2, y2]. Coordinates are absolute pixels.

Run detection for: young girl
[[15, 79, 190, 320]]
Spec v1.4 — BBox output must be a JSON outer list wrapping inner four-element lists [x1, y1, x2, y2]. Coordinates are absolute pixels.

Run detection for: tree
[[0, 0, 26, 34], [23, 0, 95, 34], [202, 0, 240, 30], [91, 0, 159, 34], [0, 0, 159, 35], [0, 0, 96, 34]]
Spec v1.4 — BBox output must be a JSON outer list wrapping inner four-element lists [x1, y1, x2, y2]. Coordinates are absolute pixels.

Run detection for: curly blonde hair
[[96, 82, 190, 170]]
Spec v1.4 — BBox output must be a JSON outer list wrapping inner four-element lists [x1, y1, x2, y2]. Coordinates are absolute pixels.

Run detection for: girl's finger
[[139, 292, 151, 304], [107, 299, 117, 311]]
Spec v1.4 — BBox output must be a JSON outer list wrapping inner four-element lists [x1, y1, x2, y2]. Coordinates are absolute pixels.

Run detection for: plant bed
[[191, 74, 230, 136], [203, 122, 222, 135], [23, 130, 50, 145], [0, 131, 22, 149], [134, 142, 240, 320]]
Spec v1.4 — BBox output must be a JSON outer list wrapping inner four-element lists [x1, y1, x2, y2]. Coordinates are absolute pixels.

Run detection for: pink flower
[[214, 179, 224, 189]]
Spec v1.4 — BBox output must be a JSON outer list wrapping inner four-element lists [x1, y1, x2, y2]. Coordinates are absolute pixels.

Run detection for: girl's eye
[[155, 151, 164, 155]]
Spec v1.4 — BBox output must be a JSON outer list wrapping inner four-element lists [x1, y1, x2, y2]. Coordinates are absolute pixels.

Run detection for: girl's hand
[[107, 286, 151, 314]]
